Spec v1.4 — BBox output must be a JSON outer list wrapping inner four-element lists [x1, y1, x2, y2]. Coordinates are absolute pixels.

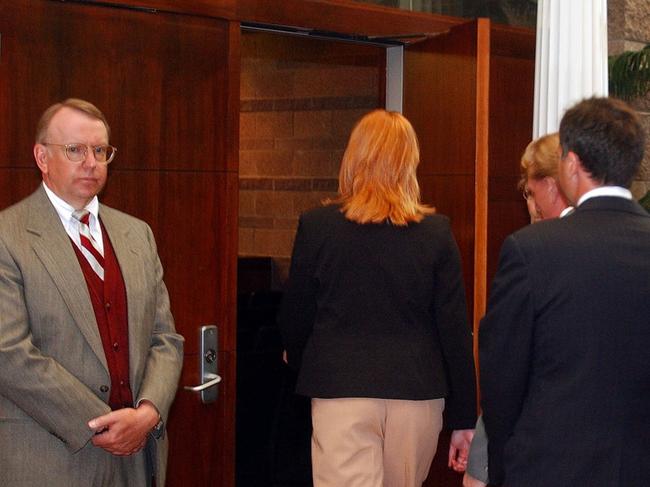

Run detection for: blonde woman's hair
[[519, 132, 560, 189], [332, 109, 434, 225]]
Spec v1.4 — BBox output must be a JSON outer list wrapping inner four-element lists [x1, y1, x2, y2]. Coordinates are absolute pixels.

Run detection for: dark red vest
[[71, 221, 133, 410]]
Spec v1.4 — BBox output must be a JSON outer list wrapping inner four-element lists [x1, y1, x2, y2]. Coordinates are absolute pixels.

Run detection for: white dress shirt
[[577, 186, 632, 206]]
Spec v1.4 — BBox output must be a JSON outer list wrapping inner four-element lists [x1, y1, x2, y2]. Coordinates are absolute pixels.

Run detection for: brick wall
[[609, 0, 650, 200], [239, 32, 383, 284]]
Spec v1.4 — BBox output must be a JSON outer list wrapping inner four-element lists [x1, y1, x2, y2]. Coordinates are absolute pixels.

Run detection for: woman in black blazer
[[280, 109, 477, 487]]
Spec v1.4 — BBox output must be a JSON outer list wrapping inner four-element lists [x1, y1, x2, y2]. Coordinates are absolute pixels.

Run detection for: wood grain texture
[[491, 23, 537, 59], [0, 169, 42, 206], [418, 174, 476, 325], [101, 170, 238, 354], [167, 350, 236, 487], [78, 0, 461, 36], [0, 1, 231, 172], [77, 0, 237, 20], [0, 2, 239, 485], [487, 26, 535, 286], [0, 2, 538, 485], [236, 0, 459, 37], [404, 20, 481, 336], [472, 18, 491, 387], [405, 22, 479, 177], [227, 21, 242, 173]]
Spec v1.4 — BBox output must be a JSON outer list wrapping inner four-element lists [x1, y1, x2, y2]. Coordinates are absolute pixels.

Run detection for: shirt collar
[[42, 181, 100, 223], [577, 186, 632, 207], [559, 206, 575, 218]]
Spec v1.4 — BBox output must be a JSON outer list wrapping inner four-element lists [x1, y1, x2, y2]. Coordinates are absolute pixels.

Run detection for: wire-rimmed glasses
[[42, 142, 117, 164]]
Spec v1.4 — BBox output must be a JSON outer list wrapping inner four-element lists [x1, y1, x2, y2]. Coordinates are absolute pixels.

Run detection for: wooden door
[[487, 25, 536, 286], [0, 1, 238, 485], [402, 19, 491, 486], [403, 19, 490, 338]]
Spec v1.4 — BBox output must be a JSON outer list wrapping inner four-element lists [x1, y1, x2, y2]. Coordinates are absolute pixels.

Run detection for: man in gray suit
[[0, 99, 184, 486]]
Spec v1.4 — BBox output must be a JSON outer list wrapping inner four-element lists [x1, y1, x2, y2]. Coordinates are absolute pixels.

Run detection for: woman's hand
[[448, 428, 474, 472]]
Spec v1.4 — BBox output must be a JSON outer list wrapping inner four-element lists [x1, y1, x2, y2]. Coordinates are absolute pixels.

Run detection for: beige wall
[[609, 0, 650, 199]]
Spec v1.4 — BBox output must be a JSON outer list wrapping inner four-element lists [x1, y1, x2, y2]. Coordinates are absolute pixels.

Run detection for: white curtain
[[533, 0, 609, 138]]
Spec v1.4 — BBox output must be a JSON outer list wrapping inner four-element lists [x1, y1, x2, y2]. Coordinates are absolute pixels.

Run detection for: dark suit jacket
[[480, 196, 650, 486], [280, 205, 476, 429]]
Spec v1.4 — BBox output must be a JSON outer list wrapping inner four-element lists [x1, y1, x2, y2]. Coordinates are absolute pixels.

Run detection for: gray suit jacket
[[0, 186, 184, 486]]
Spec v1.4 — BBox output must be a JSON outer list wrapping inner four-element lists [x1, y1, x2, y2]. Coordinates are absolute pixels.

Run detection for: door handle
[[183, 325, 220, 404], [184, 373, 222, 392]]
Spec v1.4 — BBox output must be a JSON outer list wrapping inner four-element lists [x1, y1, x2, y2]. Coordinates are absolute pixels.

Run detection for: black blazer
[[280, 205, 477, 430], [480, 197, 650, 486]]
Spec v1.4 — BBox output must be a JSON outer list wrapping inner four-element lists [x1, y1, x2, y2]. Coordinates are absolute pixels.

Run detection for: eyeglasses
[[42, 142, 117, 164]]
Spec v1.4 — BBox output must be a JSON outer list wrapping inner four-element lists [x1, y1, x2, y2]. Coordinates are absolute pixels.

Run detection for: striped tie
[[72, 210, 104, 280]]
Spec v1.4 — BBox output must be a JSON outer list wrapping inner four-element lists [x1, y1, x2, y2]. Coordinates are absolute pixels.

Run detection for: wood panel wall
[[1, 2, 536, 485], [0, 1, 239, 484], [79, 0, 460, 36], [404, 20, 491, 344], [487, 26, 536, 288]]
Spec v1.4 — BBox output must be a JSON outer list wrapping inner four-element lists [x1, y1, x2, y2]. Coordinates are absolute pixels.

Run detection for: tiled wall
[[239, 32, 383, 284]]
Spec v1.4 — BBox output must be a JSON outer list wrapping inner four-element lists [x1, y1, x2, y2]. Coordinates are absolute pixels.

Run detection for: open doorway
[[236, 29, 385, 487], [235, 23, 488, 487]]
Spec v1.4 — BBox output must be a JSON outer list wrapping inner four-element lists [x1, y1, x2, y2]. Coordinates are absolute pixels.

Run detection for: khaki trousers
[[311, 397, 444, 487]]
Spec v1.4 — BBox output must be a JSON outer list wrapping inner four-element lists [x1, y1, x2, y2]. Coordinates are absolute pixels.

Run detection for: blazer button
[[100, 385, 109, 393]]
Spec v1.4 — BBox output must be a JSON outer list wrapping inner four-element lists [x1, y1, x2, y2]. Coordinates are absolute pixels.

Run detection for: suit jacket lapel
[[26, 187, 108, 371], [99, 206, 147, 387]]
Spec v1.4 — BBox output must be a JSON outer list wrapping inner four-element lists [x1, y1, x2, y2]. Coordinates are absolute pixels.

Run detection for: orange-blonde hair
[[519, 132, 560, 189], [332, 109, 433, 225]]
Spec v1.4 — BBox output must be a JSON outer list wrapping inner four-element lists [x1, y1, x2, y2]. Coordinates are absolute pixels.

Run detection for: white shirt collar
[[42, 182, 99, 221], [42, 182, 103, 252], [559, 206, 575, 218], [577, 186, 632, 207]]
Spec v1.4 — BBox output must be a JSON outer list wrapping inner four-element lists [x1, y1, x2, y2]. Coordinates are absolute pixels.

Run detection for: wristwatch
[[151, 418, 164, 439]]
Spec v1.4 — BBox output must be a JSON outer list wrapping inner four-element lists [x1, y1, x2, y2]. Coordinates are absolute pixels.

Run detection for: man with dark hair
[[0, 99, 184, 486], [559, 96, 645, 188], [480, 96, 650, 487]]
